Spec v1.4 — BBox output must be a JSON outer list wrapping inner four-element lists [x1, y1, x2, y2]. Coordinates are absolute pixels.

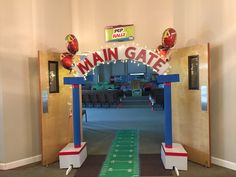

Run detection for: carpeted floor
[[74, 154, 172, 177], [139, 154, 172, 176], [74, 155, 106, 177], [1, 159, 236, 177]]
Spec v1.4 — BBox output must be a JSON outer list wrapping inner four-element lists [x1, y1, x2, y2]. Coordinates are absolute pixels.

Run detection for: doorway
[[81, 60, 164, 155], [38, 44, 211, 167]]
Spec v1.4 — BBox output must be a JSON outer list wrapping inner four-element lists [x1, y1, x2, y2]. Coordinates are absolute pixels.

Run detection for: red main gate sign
[[72, 45, 169, 77]]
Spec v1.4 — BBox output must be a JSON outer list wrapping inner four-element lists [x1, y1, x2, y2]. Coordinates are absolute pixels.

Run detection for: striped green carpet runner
[[99, 130, 139, 177]]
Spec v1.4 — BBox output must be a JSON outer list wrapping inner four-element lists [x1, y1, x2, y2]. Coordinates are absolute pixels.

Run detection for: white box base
[[161, 142, 188, 171], [59, 142, 87, 169]]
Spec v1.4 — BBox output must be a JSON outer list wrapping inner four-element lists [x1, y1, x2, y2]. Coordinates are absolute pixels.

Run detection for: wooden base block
[[59, 142, 87, 168], [161, 143, 188, 170]]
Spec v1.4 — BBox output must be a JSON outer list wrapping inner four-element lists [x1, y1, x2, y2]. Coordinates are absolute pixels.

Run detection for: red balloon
[[162, 28, 177, 49], [156, 45, 169, 57], [60, 52, 74, 70], [65, 34, 79, 55]]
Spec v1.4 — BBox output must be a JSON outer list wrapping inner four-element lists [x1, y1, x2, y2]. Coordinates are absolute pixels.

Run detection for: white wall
[[32, 0, 73, 52], [173, 0, 236, 164], [0, 59, 4, 162], [0, 0, 72, 163], [0, 0, 34, 163], [72, 0, 174, 52]]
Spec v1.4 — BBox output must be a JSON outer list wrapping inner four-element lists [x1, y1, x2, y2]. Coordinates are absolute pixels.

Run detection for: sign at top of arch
[[72, 45, 169, 77]]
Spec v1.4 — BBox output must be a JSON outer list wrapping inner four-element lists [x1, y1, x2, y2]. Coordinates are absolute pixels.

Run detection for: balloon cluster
[[60, 34, 79, 71], [156, 28, 177, 61]]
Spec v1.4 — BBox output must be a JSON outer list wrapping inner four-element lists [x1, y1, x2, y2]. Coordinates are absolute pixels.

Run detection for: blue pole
[[72, 84, 81, 148], [164, 82, 172, 148], [157, 74, 179, 149]]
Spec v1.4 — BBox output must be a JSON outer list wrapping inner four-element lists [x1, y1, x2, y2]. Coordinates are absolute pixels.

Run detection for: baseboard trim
[[0, 155, 41, 170], [212, 156, 236, 171], [0, 163, 4, 170]]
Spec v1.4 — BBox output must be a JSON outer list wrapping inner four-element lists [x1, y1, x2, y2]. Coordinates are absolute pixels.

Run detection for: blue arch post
[[64, 77, 85, 148], [157, 74, 179, 148]]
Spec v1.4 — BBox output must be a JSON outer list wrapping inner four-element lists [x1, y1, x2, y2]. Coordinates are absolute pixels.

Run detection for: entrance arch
[[65, 45, 173, 148], [40, 44, 211, 169]]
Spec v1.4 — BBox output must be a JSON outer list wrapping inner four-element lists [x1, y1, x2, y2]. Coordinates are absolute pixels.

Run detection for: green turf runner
[[99, 130, 139, 177]]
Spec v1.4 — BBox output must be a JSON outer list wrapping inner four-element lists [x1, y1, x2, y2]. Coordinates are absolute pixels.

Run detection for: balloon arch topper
[[60, 28, 177, 78]]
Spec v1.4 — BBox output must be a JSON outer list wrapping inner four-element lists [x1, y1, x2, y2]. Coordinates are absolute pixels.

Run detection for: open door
[[38, 51, 74, 165], [169, 44, 211, 167]]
